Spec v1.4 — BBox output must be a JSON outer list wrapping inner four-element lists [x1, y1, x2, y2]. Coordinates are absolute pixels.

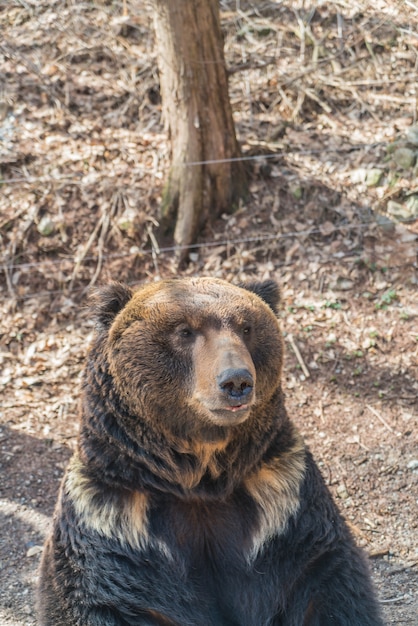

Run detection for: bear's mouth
[[207, 404, 252, 425], [224, 404, 248, 412]]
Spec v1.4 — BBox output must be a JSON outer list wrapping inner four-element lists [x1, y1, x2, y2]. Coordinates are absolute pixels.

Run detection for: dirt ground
[[1, 1, 417, 624]]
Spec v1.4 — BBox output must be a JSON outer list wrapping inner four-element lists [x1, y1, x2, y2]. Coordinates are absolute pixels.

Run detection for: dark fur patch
[[240, 279, 280, 314], [90, 281, 133, 330]]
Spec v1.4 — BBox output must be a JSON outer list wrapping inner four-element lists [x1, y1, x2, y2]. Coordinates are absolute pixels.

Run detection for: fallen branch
[[366, 405, 395, 434], [287, 334, 310, 378]]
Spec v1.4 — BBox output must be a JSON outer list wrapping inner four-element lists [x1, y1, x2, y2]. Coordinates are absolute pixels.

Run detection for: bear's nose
[[217, 368, 254, 403]]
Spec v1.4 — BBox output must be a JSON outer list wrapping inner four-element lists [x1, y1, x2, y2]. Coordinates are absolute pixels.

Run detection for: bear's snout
[[192, 328, 257, 425], [217, 368, 254, 407]]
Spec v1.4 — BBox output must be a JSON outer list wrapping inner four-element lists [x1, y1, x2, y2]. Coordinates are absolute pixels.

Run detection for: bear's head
[[90, 278, 283, 444]]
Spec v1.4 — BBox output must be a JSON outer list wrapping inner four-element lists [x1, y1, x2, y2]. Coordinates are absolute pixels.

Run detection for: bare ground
[[1, 1, 417, 624]]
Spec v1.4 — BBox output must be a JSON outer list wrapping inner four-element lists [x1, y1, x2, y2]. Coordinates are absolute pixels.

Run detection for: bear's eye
[[177, 326, 194, 339], [243, 325, 252, 336]]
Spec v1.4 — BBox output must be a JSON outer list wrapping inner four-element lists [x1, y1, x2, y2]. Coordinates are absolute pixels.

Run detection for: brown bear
[[38, 278, 383, 625]]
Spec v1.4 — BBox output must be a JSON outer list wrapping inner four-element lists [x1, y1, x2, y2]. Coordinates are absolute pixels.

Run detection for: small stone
[[0, 102, 9, 121], [407, 459, 418, 471], [350, 168, 366, 184], [319, 221, 335, 237], [337, 484, 349, 499], [386, 141, 400, 154], [117, 208, 137, 232], [336, 278, 354, 291], [365, 169, 383, 187], [405, 125, 418, 147], [387, 200, 412, 221], [26, 545, 43, 557], [289, 184, 302, 200], [375, 214, 395, 232], [393, 147, 416, 169], [37, 215, 55, 236], [405, 194, 418, 218]]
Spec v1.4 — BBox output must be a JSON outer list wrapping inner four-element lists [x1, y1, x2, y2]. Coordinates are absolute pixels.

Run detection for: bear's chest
[[151, 494, 257, 565], [143, 495, 283, 625]]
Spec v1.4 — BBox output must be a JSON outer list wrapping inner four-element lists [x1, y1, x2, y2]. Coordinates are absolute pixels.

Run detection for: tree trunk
[[152, 0, 247, 258]]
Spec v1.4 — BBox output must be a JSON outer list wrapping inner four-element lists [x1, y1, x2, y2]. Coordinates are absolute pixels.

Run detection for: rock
[[319, 221, 335, 236], [386, 141, 400, 154], [37, 215, 55, 236], [405, 125, 418, 147], [117, 208, 138, 233], [366, 169, 383, 187], [0, 102, 9, 121], [393, 148, 416, 169], [405, 194, 418, 218], [387, 200, 413, 221], [337, 483, 349, 499], [407, 459, 418, 471], [289, 183, 302, 200], [375, 214, 395, 232], [336, 278, 354, 291], [350, 168, 366, 183], [26, 545, 43, 557]]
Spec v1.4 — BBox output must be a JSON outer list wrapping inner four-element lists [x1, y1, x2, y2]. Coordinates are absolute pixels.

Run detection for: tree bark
[[152, 0, 247, 258]]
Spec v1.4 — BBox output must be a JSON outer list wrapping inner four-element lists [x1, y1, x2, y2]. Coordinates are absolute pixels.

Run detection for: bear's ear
[[90, 282, 133, 330], [240, 279, 280, 314]]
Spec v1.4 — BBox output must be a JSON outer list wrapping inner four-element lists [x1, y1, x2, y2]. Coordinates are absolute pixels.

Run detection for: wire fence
[[1, 0, 417, 305], [0, 141, 390, 186], [1, 218, 416, 303]]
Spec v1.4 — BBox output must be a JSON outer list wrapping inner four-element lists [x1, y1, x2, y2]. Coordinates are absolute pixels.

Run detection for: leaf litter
[[0, 1, 417, 624]]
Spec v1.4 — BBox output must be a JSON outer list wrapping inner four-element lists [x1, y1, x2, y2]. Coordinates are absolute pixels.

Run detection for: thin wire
[[184, 141, 384, 165], [2, 258, 416, 304], [1, 1, 415, 300], [0, 221, 377, 272], [155, 222, 371, 253], [2, 217, 417, 303], [0, 174, 85, 185], [4, 219, 418, 273], [0, 141, 386, 185], [185, 153, 280, 166]]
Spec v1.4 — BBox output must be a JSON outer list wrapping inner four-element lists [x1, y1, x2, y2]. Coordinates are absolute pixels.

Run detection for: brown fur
[[244, 426, 306, 558], [66, 454, 149, 550], [37, 278, 383, 626], [190, 327, 257, 420]]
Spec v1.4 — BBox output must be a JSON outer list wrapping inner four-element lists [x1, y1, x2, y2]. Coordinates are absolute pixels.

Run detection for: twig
[[301, 86, 332, 114], [404, 0, 418, 12], [84, 195, 117, 292], [146, 222, 161, 278], [346, 520, 369, 542], [0, 234, 17, 301], [68, 212, 106, 292], [369, 549, 390, 559], [318, 399, 324, 423], [380, 595, 409, 604], [1, 255, 16, 300], [366, 405, 395, 434], [387, 561, 418, 575], [287, 334, 310, 378]]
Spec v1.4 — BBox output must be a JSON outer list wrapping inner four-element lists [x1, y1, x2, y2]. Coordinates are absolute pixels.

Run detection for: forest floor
[[1, 1, 417, 624]]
